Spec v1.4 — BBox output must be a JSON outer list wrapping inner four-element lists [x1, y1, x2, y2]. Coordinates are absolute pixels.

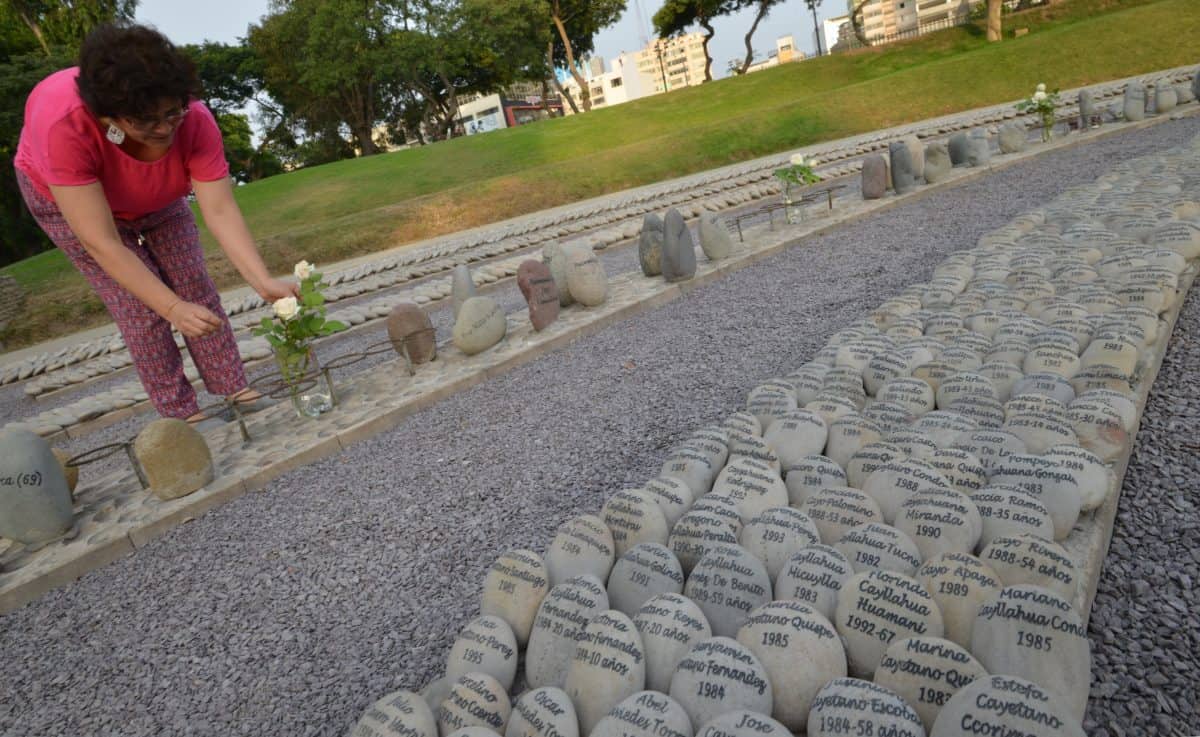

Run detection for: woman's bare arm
[[192, 176, 296, 302]]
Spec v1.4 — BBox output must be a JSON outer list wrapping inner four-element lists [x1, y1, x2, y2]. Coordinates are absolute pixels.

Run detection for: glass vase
[[783, 182, 805, 224], [275, 344, 333, 419]]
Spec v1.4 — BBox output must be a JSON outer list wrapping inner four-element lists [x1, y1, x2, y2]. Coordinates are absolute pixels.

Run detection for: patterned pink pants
[[17, 170, 247, 419]]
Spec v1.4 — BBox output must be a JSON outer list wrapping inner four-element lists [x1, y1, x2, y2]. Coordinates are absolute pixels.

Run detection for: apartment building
[[560, 52, 650, 115], [744, 35, 805, 74], [840, 0, 982, 44], [633, 32, 710, 94]]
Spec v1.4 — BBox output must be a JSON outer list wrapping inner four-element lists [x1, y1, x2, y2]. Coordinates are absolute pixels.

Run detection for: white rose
[[790, 153, 808, 167], [1033, 91, 1047, 102], [273, 296, 300, 321], [293, 260, 314, 280], [1036, 83, 1046, 93]]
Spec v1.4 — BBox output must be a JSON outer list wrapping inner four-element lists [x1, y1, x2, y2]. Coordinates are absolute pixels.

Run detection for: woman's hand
[[256, 277, 300, 302], [168, 301, 222, 337]]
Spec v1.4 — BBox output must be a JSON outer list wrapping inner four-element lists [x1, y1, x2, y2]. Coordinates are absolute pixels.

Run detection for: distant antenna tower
[[633, 0, 650, 45]]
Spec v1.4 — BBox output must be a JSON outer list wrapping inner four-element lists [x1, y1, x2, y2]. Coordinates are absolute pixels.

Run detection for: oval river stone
[[930, 674, 1084, 737], [835, 569, 945, 677], [634, 593, 712, 693], [505, 688, 578, 737], [480, 549, 550, 646], [669, 637, 773, 730], [591, 691, 692, 737], [807, 678, 924, 737], [564, 609, 647, 734], [525, 576, 609, 689], [874, 636, 987, 731], [446, 615, 519, 691], [351, 689, 437, 737]]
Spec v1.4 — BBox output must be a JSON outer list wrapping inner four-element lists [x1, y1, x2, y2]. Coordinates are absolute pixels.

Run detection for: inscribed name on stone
[[525, 576, 609, 689], [564, 610, 647, 734], [505, 688, 578, 737], [480, 549, 550, 646], [608, 543, 686, 617], [350, 689, 437, 737], [739, 507, 820, 581], [669, 510, 740, 574], [802, 486, 884, 543], [446, 615, 519, 691], [774, 544, 853, 622], [684, 544, 773, 637], [591, 691, 693, 737], [979, 534, 1078, 605], [835, 522, 923, 576], [785, 455, 847, 506], [634, 593, 713, 693], [669, 637, 773, 730], [915, 552, 1002, 649], [545, 514, 616, 588], [874, 636, 986, 732], [437, 673, 511, 737], [895, 488, 982, 561], [603, 489, 671, 557], [930, 675, 1084, 737], [834, 569, 945, 677], [806, 678, 924, 737]]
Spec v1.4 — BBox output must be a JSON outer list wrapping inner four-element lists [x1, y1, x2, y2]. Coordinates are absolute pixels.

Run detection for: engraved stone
[[876, 377, 935, 415], [774, 544, 853, 622], [447, 615, 520, 690], [763, 411, 828, 471], [862, 459, 952, 523], [661, 447, 717, 499], [913, 411, 979, 450], [874, 636, 987, 732], [0, 427, 74, 543], [608, 543, 686, 617], [785, 455, 847, 506], [737, 600, 847, 730], [1066, 398, 1128, 462], [988, 454, 1081, 540], [566, 249, 608, 307], [972, 486, 1055, 548], [825, 415, 883, 469], [916, 552, 1003, 649], [351, 689, 437, 737], [739, 507, 820, 580], [696, 710, 788, 737], [517, 261, 560, 331], [639, 214, 665, 277], [669, 637, 773, 729], [526, 576, 609, 688], [835, 569, 945, 677], [684, 544, 773, 637], [564, 610, 647, 734], [845, 442, 904, 489], [951, 430, 1027, 472], [480, 549, 550, 646], [670, 511, 740, 574], [807, 678, 924, 737], [802, 486, 884, 543], [979, 535, 1078, 603], [642, 477, 696, 528], [745, 386, 797, 433], [542, 243, 576, 306], [896, 488, 982, 560], [591, 691, 692, 737], [710, 458, 787, 522], [926, 448, 987, 496], [1042, 444, 1113, 513], [604, 489, 671, 557], [971, 585, 1090, 719], [836, 522, 923, 575], [387, 302, 437, 363], [505, 688, 578, 737], [699, 213, 734, 261], [437, 673, 511, 736], [133, 418, 213, 501], [453, 297, 507, 356], [930, 674, 1084, 737], [634, 593, 712, 692], [546, 514, 616, 588]]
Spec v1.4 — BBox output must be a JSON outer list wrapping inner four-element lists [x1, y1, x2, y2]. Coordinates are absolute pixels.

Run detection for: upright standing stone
[[901, 135, 924, 180], [452, 264, 476, 319], [923, 143, 951, 184], [998, 123, 1027, 154], [931, 675, 1084, 737], [506, 688, 579, 737], [351, 689, 437, 737], [133, 419, 213, 501], [971, 585, 1091, 720], [50, 447, 78, 497], [966, 129, 991, 167], [669, 637, 773, 730], [453, 297, 507, 356], [564, 610, 647, 734], [0, 428, 74, 543], [526, 576, 609, 689], [603, 489, 670, 557], [699, 213, 734, 261], [1193, 67, 1200, 103], [889, 142, 917, 195], [948, 133, 969, 167], [565, 247, 608, 307], [387, 302, 437, 364], [639, 214, 665, 277], [861, 155, 887, 199], [1078, 89, 1096, 128], [1124, 83, 1146, 121], [542, 243, 575, 307], [517, 260, 560, 332], [1156, 82, 1178, 114], [635, 593, 713, 692], [480, 549, 550, 646], [662, 209, 697, 283], [736, 600, 847, 730], [980, 534, 1078, 602]]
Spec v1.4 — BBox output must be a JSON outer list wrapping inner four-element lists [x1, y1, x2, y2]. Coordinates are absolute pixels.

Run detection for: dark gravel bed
[[0, 117, 1197, 737]]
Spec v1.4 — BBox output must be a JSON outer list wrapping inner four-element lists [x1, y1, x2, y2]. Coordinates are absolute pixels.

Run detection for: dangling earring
[[105, 123, 125, 145]]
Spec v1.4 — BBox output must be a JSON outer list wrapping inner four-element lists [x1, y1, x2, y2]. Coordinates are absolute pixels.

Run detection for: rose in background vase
[[775, 154, 821, 224], [253, 261, 346, 418], [1016, 83, 1062, 142]]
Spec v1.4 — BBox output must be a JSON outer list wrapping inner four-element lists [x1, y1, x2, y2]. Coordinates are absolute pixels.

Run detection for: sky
[[136, 0, 853, 79]]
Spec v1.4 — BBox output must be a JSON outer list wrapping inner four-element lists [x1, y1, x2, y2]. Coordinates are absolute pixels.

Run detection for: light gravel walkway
[[0, 118, 1196, 737]]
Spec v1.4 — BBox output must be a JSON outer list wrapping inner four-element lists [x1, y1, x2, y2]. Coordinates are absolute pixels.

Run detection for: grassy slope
[[4, 0, 1197, 349]]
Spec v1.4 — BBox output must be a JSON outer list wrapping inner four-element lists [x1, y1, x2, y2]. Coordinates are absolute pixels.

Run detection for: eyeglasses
[[126, 106, 189, 131]]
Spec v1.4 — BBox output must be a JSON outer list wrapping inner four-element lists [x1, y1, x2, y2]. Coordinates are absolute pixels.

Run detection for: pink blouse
[[15, 67, 230, 221]]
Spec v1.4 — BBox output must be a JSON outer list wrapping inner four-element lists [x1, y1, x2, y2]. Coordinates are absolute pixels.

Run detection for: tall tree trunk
[[850, 0, 872, 46], [547, 42, 580, 114], [811, 3, 824, 56], [740, 1, 770, 74], [439, 69, 461, 138], [354, 125, 378, 155], [986, 0, 1003, 41], [15, 8, 51, 55], [550, 6, 591, 111], [540, 78, 557, 118], [699, 18, 716, 82]]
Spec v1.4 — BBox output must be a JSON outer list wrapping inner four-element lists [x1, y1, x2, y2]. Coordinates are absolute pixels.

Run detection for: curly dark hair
[[76, 23, 201, 121]]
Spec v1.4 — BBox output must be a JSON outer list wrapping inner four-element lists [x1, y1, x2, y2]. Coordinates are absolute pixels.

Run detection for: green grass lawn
[[4, 0, 1197, 349]]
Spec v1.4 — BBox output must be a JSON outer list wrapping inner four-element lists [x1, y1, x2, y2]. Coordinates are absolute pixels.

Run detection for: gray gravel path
[[0, 118, 1197, 737]]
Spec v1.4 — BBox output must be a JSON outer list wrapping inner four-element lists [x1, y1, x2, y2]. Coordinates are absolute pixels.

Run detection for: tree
[[737, 0, 784, 75], [545, 0, 625, 112], [806, 0, 823, 56], [182, 42, 263, 116], [986, 0, 1002, 42], [652, 0, 735, 83], [6, 0, 137, 56]]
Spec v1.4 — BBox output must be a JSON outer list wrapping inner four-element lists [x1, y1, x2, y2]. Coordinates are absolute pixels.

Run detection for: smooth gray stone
[[966, 129, 991, 167], [901, 135, 924, 180], [1193, 67, 1200, 102], [1155, 84, 1177, 114], [591, 691, 692, 737], [861, 154, 887, 199], [669, 637, 773, 730], [134, 419, 213, 501], [1179, 82, 1197, 104], [948, 133, 969, 166], [684, 544, 772, 637], [1078, 89, 1097, 127], [351, 689, 437, 737], [452, 297, 507, 356], [889, 142, 917, 195], [1123, 83, 1146, 121], [638, 214, 664, 276], [564, 610, 646, 734], [698, 213, 734, 261], [662, 209, 697, 283], [808, 679, 923, 737], [634, 593, 712, 693], [0, 428, 73, 544], [437, 673, 511, 736], [451, 264, 476, 319], [506, 688, 579, 737], [525, 577, 608, 689], [931, 675, 1084, 737], [923, 143, 951, 184], [997, 123, 1027, 154], [542, 243, 576, 307], [446, 615, 519, 691]]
